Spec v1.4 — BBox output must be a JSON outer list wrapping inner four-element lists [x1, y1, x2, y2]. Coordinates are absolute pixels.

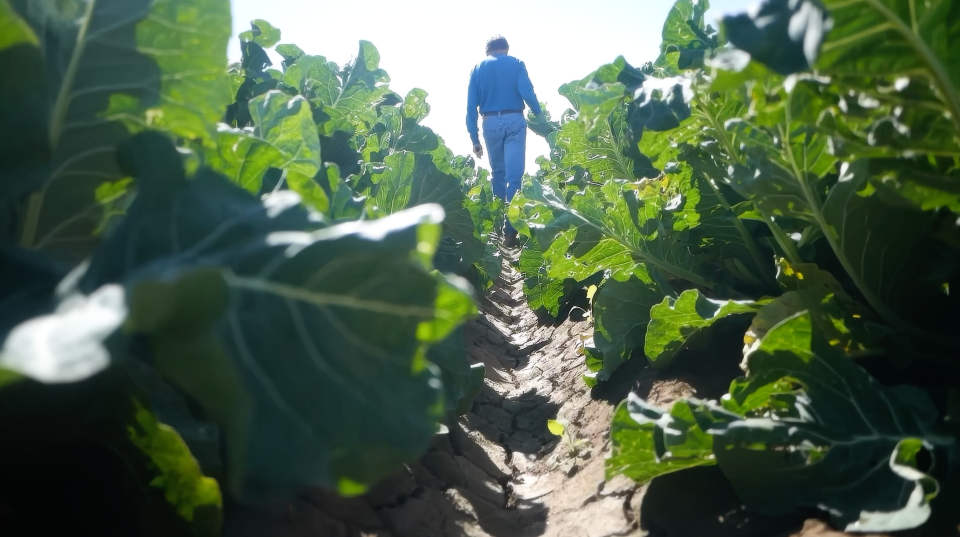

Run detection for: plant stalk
[[22, 0, 98, 249], [703, 177, 775, 285]]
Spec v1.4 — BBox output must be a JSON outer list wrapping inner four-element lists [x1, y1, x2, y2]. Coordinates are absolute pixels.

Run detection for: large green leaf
[[645, 289, 765, 370], [553, 110, 635, 183], [518, 237, 565, 316], [287, 41, 393, 137], [238, 19, 280, 48], [821, 160, 949, 336], [699, 75, 945, 339], [591, 276, 667, 381], [819, 0, 960, 139], [722, 0, 832, 75], [511, 177, 712, 289], [719, 312, 951, 532], [76, 132, 475, 500], [654, 0, 717, 74], [368, 105, 440, 155], [605, 396, 717, 482], [8, 0, 232, 258], [213, 91, 321, 193], [744, 258, 896, 362], [369, 152, 484, 268], [610, 312, 953, 533], [858, 158, 960, 213], [402, 88, 431, 123], [723, 0, 960, 210]]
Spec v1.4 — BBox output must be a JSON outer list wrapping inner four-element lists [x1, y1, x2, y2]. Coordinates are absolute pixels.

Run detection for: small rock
[[563, 459, 578, 477], [510, 450, 535, 473]]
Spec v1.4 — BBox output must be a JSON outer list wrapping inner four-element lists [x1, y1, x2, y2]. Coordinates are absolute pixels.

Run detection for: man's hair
[[485, 35, 509, 53]]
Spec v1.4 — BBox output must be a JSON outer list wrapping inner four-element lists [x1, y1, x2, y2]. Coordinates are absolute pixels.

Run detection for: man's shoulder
[[478, 55, 521, 67]]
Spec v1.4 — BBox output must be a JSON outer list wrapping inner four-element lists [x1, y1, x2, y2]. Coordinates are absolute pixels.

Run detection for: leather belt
[[482, 109, 523, 118]]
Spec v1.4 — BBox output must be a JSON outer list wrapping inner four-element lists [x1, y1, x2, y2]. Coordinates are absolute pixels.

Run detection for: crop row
[[514, 0, 960, 532]]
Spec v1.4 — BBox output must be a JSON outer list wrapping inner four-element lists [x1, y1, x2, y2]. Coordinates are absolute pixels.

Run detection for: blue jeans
[[482, 113, 527, 234]]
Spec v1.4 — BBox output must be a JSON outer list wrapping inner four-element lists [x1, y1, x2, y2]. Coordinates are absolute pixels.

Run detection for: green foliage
[[645, 289, 766, 370], [609, 314, 953, 532], [2, 0, 233, 259], [513, 0, 960, 531], [214, 91, 321, 193], [722, 0, 831, 74], [239, 19, 281, 48], [518, 237, 566, 316], [591, 276, 665, 382], [0, 7, 498, 534], [128, 399, 223, 522], [606, 396, 717, 483]]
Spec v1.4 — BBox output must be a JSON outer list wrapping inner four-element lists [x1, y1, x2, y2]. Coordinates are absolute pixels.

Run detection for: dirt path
[[224, 247, 920, 537], [223, 247, 640, 536]]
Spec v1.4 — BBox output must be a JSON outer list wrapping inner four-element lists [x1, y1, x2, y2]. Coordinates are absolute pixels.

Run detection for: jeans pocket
[[506, 115, 527, 138]]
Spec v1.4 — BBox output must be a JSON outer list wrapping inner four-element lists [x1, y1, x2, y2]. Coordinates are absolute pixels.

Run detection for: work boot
[[503, 230, 519, 248]]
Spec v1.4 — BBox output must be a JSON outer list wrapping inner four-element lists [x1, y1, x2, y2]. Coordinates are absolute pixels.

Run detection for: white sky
[[229, 0, 755, 173]]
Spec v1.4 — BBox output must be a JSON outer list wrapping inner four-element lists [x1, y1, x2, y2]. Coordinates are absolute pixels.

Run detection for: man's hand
[[473, 143, 484, 159]]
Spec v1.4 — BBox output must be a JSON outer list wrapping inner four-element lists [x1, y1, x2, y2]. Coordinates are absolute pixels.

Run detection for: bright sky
[[229, 0, 755, 173]]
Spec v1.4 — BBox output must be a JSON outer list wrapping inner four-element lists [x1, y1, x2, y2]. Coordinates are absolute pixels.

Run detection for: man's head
[[485, 35, 509, 55]]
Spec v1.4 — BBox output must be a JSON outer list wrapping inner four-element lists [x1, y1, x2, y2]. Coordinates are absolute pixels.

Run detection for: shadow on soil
[[466, 384, 560, 458], [640, 465, 960, 537], [224, 426, 550, 537], [640, 466, 806, 537], [589, 316, 750, 407]]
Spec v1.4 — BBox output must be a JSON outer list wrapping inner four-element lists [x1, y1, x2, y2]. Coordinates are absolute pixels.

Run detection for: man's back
[[466, 53, 541, 146], [471, 55, 526, 114]]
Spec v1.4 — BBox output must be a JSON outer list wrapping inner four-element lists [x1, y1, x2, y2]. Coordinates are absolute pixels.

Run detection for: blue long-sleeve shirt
[[466, 54, 542, 144]]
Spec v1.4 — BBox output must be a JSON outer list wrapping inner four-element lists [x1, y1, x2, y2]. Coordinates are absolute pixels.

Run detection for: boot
[[503, 229, 519, 248]]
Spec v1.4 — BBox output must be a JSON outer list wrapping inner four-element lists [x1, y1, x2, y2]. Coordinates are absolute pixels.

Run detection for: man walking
[[466, 35, 542, 248]]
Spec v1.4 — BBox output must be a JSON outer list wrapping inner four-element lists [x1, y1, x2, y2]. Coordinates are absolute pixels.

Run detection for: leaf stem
[[21, 0, 98, 249], [857, 0, 960, 135], [694, 98, 801, 267], [19, 191, 45, 248], [703, 177, 775, 284], [781, 94, 913, 337], [762, 209, 802, 265], [49, 0, 97, 149]]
